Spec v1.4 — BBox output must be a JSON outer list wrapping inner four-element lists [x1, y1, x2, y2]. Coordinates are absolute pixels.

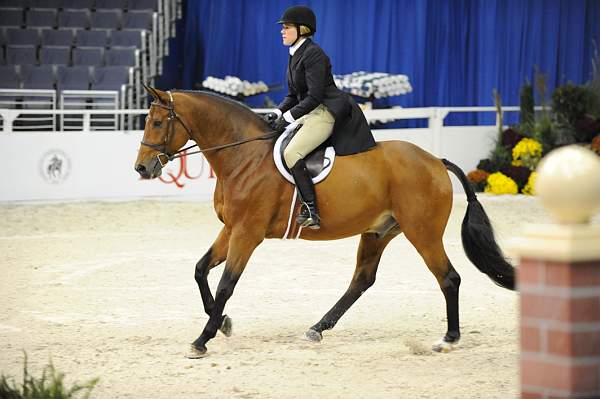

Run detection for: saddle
[[273, 123, 336, 184]]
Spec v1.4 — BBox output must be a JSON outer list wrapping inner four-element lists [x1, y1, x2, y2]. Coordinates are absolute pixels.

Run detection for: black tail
[[441, 159, 516, 291]]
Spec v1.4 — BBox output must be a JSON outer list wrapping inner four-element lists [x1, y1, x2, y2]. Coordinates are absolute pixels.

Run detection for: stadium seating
[[58, 10, 90, 29], [62, 0, 94, 9], [30, 0, 64, 8], [75, 29, 109, 47], [41, 28, 74, 46], [21, 65, 54, 89], [5, 28, 39, 46], [95, 0, 126, 9], [39, 45, 71, 65], [90, 10, 122, 30], [6, 45, 37, 65], [25, 8, 57, 28], [72, 47, 104, 66], [0, 8, 24, 27], [0, 0, 184, 130], [0, 65, 20, 89]]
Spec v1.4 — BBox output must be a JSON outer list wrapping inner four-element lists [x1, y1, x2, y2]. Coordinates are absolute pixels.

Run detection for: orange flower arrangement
[[591, 134, 600, 156], [467, 169, 489, 192]]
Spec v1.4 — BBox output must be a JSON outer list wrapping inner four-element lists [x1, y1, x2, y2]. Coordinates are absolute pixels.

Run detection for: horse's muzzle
[[135, 160, 162, 179]]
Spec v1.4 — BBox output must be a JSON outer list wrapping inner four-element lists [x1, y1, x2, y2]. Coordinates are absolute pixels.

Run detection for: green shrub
[[0, 355, 98, 399]]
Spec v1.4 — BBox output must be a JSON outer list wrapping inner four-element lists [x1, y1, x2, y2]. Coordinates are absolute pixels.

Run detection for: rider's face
[[281, 24, 297, 46]]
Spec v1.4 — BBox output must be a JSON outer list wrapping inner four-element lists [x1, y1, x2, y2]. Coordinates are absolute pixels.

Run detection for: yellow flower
[[512, 138, 542, 170], [522, 172, 537, 195], [484, 172, 519, 195]]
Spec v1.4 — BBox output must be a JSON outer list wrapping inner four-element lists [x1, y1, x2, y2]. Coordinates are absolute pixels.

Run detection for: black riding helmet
[[277, 5, 316, 46]]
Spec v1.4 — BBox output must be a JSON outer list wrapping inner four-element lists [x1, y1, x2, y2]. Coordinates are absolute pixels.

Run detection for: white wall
[[0, 126, 498, 202], [1, 131, 216, 202]]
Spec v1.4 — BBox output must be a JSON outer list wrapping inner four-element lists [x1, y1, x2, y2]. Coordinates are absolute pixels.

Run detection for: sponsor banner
[[1, 131, 216, 202], [1, 126, 496, 202]]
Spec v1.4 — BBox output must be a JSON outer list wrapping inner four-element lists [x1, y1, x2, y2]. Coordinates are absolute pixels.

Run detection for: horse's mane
[[175, 90, 267, 127]]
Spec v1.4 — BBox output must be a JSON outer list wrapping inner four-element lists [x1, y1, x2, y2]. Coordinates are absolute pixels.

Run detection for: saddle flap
[[279, 125, 328, 178]]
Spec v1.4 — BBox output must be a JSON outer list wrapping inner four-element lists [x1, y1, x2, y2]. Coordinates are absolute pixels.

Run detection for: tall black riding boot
[[290, 159, 320, 230]]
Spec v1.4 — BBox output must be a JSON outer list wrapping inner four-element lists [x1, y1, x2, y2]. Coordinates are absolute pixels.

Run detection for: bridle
[[140, 90, 279, 167]]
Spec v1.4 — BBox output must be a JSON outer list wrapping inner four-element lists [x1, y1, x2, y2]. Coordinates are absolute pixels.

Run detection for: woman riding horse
[[264, 5, 376, 230]]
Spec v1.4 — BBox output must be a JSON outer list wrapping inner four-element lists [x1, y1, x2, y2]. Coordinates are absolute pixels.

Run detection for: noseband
[[140, 91, 279, 167]]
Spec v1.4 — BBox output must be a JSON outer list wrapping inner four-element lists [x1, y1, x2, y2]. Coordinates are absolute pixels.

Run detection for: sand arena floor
[[2, 195, 597, 398]]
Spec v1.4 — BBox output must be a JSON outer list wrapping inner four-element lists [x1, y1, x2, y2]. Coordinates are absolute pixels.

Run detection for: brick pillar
[[511, 146, 600, 399]]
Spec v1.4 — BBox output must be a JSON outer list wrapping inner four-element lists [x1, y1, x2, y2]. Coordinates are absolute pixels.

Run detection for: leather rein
[[140, 91, 278, 167]]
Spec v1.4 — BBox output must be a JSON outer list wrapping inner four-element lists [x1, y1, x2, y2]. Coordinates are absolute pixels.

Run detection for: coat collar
[[289, 38, 312, 70], [289, 38, 307, 56]]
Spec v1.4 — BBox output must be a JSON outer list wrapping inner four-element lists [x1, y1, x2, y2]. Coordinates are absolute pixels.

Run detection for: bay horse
[[134, 87, 515, 358]]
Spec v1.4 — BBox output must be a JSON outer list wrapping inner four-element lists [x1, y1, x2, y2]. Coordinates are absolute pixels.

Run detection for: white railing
[[0, 109, 148, 133], [0, 105, 545, 147]]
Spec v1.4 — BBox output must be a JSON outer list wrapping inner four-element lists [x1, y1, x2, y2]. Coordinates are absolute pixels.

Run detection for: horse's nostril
[[135, 164, 146, 174]]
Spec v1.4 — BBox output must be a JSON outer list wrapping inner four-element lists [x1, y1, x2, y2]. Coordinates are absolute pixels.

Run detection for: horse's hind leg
[[305, 231, 398, 342], [194, 227, 232, 336], [406, 235, 461, 353]]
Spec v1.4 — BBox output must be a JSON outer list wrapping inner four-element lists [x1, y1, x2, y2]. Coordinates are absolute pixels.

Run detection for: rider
[[265, 5, 376, 230]]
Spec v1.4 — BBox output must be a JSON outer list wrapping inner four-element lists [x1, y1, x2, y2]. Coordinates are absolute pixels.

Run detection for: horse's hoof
[[304, 329, 322, 342], [220, 315, 233, 337], [432, 338, 458, 353], [185, 344, 207, 359]]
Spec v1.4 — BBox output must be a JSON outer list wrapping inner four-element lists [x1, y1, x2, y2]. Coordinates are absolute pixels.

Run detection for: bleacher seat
[[122, 10, 152, 30], [72, 47, 103, 65], [110, 30, 142, 48], [39, 45, 71, 65], [95, 0, 126, 9], [20, 65, 55, 90], [41, 28, 74, 46], [0, 8, 24, 28], [91, 65, 129, 90], [62, 0, 94, 9], [105, 47, 136, 66], [56, 65, 90, 91], [128, 0, 157, 11], [90, 10, 121, 30], [0, 0, 29, 7], [30, 0, 64, 8], [0, 65, 21, 89], [6, 45, 37, 65], [26, 9, 57, 28], [76, 29, 109, 47], [58, 10, 90, 29], [5, 28, 40, 46]]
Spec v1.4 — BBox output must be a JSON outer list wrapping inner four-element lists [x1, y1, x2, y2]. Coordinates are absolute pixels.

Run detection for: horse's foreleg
[[194, 227, 231, 335], [306, 232, 397, 342], [188, 229, 263, 358]]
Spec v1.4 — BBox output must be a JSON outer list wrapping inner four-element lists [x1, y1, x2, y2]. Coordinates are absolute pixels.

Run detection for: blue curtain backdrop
[[161, 0, 600, 125]]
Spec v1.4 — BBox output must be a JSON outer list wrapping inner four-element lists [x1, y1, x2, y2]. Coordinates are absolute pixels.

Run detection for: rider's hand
[[272, 116, 290, 133], [262, 112, 279, 126]]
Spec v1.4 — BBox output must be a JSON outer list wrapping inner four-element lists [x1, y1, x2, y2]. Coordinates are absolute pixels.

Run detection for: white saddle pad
[[272, 122, 336, 184]]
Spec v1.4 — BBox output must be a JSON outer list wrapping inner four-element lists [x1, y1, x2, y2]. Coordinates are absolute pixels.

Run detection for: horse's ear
[[144, 84, 168, 104]]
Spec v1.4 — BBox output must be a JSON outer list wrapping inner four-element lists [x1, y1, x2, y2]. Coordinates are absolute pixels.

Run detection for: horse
[[134, 87, 516, 358]]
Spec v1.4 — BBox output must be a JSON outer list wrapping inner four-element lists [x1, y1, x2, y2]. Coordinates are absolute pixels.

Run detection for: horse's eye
[[153, 120, 162, 128], [145, 115, 149, 123]]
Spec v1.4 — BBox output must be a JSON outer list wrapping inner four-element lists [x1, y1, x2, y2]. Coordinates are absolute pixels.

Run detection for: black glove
[[272, 116, 290, 133], [262, 112, 279, 126]]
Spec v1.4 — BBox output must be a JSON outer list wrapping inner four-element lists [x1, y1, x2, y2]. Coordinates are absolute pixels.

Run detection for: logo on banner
[[39, 149, 71, 184], [155, 150, 215, 188]]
